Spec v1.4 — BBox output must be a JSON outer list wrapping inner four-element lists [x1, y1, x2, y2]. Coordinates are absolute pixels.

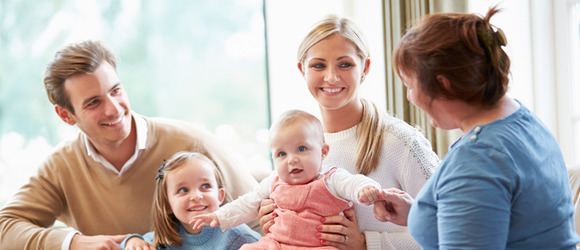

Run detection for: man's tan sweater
[[0, 116, 259, 249]]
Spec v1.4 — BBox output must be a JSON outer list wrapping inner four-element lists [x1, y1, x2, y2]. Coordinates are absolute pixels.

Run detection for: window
[[0, 0, 270, 206], [570, 2, 580, 165], [468, 0, 579, 166], [555, 0, 580, 166]]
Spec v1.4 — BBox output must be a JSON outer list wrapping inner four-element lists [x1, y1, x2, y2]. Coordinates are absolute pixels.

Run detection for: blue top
[[119, 224, 260, 250], [408, 102, 580, 249]]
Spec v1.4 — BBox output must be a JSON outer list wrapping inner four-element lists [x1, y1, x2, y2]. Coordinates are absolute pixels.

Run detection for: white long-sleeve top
[[215, 165, 381, 229], [324, 119, 440, 250]]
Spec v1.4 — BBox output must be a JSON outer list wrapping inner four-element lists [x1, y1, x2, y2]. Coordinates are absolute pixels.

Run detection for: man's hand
[[70, 234, 128, 250], [125, 236, 155, 250]]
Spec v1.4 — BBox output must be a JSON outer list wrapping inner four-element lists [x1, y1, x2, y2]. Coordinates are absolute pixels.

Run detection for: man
[[0, 40, 259, 249]]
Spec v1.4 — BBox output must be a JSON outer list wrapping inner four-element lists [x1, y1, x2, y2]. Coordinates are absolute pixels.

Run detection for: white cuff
[[61, 230, 81, 250], [364, 231, 382, 250]]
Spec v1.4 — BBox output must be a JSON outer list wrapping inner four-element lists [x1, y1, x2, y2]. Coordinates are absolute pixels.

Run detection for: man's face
[[57, 61, 132, 149]]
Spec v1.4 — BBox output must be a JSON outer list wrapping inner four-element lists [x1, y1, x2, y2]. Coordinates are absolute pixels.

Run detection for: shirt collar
[[84, 111, 148, 173]]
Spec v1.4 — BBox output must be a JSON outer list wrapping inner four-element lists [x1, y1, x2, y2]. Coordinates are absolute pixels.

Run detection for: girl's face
[[270, 120, 328, 185], [165, 159, 225, 234], [298, 34, 369, 112]]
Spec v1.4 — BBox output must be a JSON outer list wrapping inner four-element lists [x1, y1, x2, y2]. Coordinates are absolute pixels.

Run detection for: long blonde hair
[[297, 15, 385, 175], [356, 98, 387, 175], [297, 14, 369, 72], [151, 151, 227, 247]]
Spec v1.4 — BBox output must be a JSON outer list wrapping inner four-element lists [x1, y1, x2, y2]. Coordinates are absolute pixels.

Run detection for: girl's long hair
[[151, 151, 226, 247]]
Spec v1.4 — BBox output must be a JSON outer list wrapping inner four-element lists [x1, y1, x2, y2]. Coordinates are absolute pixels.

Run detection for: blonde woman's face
[[299, 34, 367, 111], [165, 159, 225, 234]]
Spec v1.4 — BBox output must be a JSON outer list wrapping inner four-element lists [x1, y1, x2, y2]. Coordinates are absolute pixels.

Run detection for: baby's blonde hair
[[269, 109, 325, 146], [151, 151, 227, 247]]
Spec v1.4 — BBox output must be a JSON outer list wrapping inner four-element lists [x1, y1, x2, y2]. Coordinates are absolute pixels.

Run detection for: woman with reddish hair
[[374, 7, 580, 249]]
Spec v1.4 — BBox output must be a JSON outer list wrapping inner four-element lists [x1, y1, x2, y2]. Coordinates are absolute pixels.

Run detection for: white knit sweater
[[323, 116, 440, 250]]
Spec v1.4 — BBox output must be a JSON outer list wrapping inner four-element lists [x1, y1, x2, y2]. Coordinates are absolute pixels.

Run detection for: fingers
[[70, 235, 127, 250], [126, 237, 155, 250], [261, 216, 275, 234], [342, 208, 357, 223], [317, 211, 365, 249], [316, 225, 348, 246], [258, 199, 277, 233], [358, 186, 381, 205], [317, 210, 353, 242], [192, 219, 208, 230], [381, 187, 407, 197], [373, 188, 413, 226], [258, 199, 275, 218], [190, 217, 205, 229], [320, 211, 353, 227], [111, 234, 131, 243], [210, 220, 219, 227], [317, 232, 349, 249], [379, 188, 412, 206], [258, 208, 277, 228], [373, 200, 392, 222]]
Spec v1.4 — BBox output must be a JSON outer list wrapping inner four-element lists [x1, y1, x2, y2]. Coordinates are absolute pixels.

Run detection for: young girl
[[190, 110, 382, 249], [120, 151, 260, 250]]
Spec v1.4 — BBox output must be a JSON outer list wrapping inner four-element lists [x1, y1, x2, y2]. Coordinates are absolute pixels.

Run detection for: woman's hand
[[257, 198, 277, 233], [373, 188, 413, 226], [316, 208, 366, 250]]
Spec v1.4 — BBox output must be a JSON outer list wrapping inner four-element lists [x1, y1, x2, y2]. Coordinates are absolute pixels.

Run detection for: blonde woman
[[259, 15, 440, 249]]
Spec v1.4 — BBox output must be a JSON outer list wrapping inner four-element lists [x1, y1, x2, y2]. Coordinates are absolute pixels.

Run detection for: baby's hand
[[125, 237, 155, 250], [189, 213, 220, 230], [358, 185, 380, 206]]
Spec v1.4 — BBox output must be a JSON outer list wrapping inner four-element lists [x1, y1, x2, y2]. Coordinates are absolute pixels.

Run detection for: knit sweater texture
[[120, 224, 260, 250], [323, 116, 440, 249]]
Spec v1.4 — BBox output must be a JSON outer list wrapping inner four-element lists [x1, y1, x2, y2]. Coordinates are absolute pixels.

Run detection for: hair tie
[[477, 26, 506, 67], [155, 159, 167, 180], [495, 28, 507, 46]]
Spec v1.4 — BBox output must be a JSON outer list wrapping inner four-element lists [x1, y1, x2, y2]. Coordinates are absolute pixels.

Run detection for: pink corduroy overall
[[242, 167, 353, 250]]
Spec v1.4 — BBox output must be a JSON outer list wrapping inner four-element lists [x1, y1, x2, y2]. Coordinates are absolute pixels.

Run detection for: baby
[[190, 110, 381, 249]]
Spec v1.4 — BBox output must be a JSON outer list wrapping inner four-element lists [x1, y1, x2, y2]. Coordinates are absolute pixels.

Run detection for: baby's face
[[270, 121, 327, 185], [165, 159, 225, 234]]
